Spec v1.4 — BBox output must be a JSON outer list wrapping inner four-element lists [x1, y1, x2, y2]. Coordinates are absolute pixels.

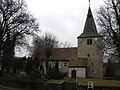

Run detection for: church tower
[[77, 7, 103, 79]]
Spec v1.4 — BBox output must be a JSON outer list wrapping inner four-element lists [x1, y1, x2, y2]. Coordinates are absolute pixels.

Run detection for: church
[[32, 6, 103, 79]]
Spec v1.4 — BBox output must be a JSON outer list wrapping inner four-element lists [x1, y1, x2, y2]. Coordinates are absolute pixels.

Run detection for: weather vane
[[89, 0, 90, 7]]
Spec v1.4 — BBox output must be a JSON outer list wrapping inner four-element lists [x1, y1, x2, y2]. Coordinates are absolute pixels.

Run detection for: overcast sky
[[15, 0, 104, 57], [24, 0, 104, 47]]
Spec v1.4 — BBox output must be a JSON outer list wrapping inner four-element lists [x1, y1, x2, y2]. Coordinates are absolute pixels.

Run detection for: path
[[0, 85, 23, 90]]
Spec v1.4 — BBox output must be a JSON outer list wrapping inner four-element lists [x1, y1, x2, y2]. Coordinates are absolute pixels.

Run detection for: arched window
[[87, 39, 89, 45], [90, 39, 92, 45], [87, 39, 92, 45]]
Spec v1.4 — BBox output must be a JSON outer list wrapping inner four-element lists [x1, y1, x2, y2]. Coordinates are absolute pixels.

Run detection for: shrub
[[30, 66, 41, 78], [116, 74, 120, 80]]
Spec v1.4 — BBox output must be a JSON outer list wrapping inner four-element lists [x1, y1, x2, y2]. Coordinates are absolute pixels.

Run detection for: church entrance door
[[71, 70, 76, 78]]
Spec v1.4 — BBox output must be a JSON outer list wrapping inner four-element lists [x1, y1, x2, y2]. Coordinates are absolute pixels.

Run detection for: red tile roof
[[33, 47, 87, 66]]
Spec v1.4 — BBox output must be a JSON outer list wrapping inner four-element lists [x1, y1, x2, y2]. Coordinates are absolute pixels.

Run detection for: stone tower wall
[[78, 37, 103, 79]]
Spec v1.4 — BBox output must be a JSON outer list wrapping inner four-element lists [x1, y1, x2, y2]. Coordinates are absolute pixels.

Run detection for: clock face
[[94, 38, 98, 41]]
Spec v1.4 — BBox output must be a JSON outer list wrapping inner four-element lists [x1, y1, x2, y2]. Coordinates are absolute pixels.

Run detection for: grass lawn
[[47, 79, 64, 84], [78, 78, 120, 86], [63, 78, 120, 86]]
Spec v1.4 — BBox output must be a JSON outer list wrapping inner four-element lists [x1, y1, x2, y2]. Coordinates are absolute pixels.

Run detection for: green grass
[[47, 79, 64, 84], [63, 78, 120, 86], [78, 78, 120, 86]]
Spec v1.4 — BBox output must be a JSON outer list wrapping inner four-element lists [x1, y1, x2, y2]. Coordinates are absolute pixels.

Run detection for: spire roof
[[78, 7, 102, 38]]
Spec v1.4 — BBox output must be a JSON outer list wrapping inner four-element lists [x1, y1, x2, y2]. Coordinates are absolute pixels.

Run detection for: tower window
[[90, 39, 92, 44], [87, 39, 92, 45], [87, 39, 89, 45]]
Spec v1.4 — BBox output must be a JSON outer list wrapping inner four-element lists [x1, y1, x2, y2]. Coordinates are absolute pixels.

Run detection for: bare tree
[[32, 32, 72, 76], [32, 32, 72, 60], [96, 0, 120, 63], [0, 0, 39, 71], [33, 32, 59, 68], [59, 41, 72, 48]]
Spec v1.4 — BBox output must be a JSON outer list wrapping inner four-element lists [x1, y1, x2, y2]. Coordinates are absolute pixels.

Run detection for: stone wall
[[0, 77, 63, 90], [0, 77, 120, 90]]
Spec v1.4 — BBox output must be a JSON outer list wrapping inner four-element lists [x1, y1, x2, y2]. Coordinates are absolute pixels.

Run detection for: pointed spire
[[78, 7, 102, 38]]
